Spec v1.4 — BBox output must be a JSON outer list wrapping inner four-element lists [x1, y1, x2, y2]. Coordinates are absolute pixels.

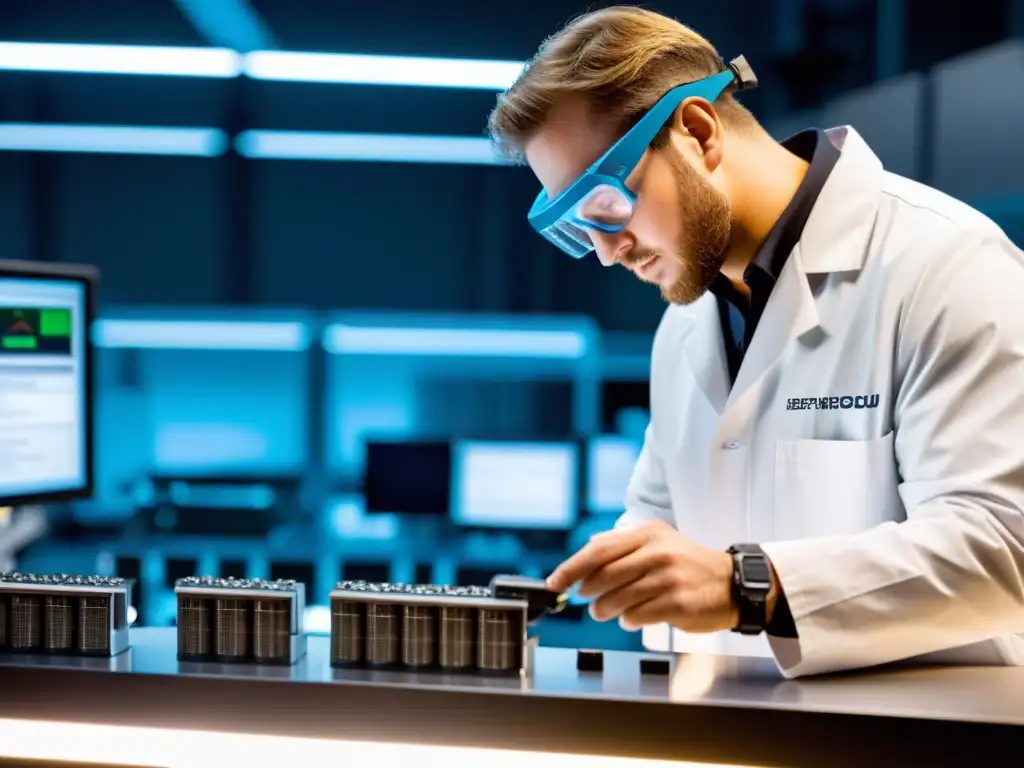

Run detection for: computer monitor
[[0, 260, 95, 506], [586, 435, 642, 515], [363, 439, 451, 515], [451, 440, 579, 530]]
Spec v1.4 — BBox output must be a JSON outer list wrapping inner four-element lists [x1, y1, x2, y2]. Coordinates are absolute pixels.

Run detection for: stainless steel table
[[0, 627, 1021, 766]]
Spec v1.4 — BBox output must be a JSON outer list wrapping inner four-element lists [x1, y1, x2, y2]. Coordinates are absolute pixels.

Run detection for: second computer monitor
[[0, 260, 96, 507], [451, 440, 579, 530], [363, 439, 452, 515]]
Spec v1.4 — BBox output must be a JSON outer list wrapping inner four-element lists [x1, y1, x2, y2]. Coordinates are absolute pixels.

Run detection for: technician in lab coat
[[488, 6, 1024, 678]]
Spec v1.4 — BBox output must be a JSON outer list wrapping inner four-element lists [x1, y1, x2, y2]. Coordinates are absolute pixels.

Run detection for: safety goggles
[[527, 56, 758, 258]]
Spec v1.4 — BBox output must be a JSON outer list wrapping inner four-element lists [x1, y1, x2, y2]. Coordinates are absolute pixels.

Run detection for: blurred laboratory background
[[1, 0, 1022, 650]]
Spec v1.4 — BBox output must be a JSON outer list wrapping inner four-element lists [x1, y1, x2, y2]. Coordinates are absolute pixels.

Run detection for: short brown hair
[[487, 6, 759, 162]]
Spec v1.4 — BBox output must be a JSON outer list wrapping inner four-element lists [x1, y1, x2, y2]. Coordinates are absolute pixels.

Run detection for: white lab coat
[[621, 126, 1024, 678]]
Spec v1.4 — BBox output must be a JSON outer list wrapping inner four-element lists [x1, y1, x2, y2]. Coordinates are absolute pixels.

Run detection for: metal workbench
[[0, 627, 1021, 766]]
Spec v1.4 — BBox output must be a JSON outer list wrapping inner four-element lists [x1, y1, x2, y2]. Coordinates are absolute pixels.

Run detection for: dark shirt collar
[[714, 128, 841, 294]]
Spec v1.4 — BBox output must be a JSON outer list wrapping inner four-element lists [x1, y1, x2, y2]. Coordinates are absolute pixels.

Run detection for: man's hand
[[546, 520, 742, 633]]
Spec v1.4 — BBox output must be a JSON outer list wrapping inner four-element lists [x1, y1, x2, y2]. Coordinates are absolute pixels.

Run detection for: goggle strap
[[727, 56, 759, 92]]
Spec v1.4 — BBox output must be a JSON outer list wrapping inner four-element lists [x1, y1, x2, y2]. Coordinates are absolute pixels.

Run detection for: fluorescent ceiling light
[[93, 319, 310, 351], [236, 130, 504, 165], [0, 42, 523, 89], [323, 325, 587, 359], [0, 42, 241, 77], [244, 50, 523, 89], [0, 123, 227, 156]]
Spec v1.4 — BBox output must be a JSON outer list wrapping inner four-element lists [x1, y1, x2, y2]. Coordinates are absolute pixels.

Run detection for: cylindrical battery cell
[[9, 594, 41, 650], [401, 605, 437, 668], [43, 595, 75, 651], [477, 608, 521, 673], [253, 599, 290, 663], [330, 600, 365, 666], [438, 606, 475, 670], [78, 596, 110, 654], [214, 598, 252, 661], [0, 594, 7, 647], [177, 597, 212, 659], [365, 602, 400, 666]]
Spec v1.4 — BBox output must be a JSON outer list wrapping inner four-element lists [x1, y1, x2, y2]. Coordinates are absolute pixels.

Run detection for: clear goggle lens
[[540, 184, 634, 257]]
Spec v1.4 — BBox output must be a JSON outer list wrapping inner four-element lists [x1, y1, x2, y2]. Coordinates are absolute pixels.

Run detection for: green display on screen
[[40, 308, 72, 337], [2, 335, 36, 349], [0, 307, 73, 356]]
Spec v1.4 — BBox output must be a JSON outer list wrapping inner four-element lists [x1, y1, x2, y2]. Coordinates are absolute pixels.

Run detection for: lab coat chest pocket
[[774, 431, 901, 540]]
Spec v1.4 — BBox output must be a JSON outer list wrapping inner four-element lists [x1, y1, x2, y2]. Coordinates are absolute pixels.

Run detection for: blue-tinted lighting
[[235, 130, 504, 165], [173, 0, 276, 53], [93, 319, 310, 351], [322, 325, 587, 359], [0, 124, 228, 156], [0, 42, 241, 77], [244, 50, 523, 90], [0, 41, 524, 89]]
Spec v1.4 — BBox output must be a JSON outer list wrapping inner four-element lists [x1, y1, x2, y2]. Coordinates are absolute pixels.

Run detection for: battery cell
[[214, 598, 251, 661], [9, 595, 41, 650], [178, 597, 212, 659], [253, 599, 290, 663], [365, 603, 400, 666], [438, 606, 475, 670], [477, 608, 520, 673], [330, 600, 364, 666], [43, 595, 75, 652], [328, 577, 560, 675], [78, 596, 111, 654], [175, 577, 306, 666], [402, 605, 437, 668], [0, 573, 133, 658]]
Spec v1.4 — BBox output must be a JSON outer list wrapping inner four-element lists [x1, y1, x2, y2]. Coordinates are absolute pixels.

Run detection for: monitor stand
[[0, 506, 48, 572]]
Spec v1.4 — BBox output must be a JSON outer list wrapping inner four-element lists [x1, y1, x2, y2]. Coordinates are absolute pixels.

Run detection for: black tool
[[488, 575, 568, 625], [576, 648, 604, 672], [640, 657, 671, 675]]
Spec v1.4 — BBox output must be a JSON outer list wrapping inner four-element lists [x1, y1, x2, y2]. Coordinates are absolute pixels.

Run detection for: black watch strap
[[727, 543, 772, 635]]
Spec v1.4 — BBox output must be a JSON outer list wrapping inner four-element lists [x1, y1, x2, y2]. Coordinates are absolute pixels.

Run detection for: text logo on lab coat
[[786, 395, 880, 411]]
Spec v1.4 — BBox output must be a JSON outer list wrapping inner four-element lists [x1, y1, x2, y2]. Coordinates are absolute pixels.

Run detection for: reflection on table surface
[[2, 627, 1023, 726]]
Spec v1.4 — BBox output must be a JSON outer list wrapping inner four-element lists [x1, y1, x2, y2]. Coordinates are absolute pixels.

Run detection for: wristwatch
[[727, 543, 773, 635]]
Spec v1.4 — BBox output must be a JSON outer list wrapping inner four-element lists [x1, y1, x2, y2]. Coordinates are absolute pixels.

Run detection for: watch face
[[738, 554, 772, 589]]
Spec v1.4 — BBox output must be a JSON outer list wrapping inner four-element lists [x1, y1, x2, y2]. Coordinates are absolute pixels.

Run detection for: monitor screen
[[0, 261, 94, 505], [363, 440, 451, 515], [587, 435, 642, 515], [452, 440, 579, 530]]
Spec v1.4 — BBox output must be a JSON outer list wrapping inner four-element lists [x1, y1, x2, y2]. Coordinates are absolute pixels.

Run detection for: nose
[[590, 230, 631, 267]]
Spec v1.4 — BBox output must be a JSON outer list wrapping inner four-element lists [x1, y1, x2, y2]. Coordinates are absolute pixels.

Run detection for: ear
[[668, 99, 723, 174]]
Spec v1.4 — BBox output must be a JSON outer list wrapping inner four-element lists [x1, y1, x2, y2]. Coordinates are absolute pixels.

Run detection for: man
[[487, 6, 1024, 677]]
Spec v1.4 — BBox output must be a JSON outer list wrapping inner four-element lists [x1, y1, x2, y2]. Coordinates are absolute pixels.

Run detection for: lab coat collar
[[796, 126, 883, 275], [682, 126, 884, 416]]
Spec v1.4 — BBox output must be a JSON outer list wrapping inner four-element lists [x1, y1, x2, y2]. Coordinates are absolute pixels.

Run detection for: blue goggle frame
[[527, 56, 758, 257]]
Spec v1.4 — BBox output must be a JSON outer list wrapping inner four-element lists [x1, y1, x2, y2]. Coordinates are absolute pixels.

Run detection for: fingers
[[546, 527, 648, 592], [621, 593, 679, 630], [577, 546, 656, 598], [588, 571, 665, 622]]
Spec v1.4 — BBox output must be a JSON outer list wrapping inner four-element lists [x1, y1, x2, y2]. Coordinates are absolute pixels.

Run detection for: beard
[[625, 150, 733, 305]]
